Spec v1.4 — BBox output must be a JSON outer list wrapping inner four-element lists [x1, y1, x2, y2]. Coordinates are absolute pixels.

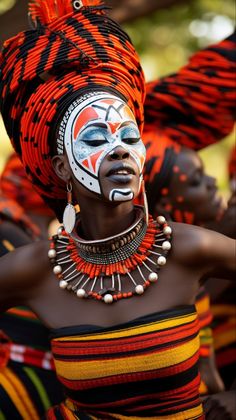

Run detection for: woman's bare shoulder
[[0, 239, 51, 309], [170, 222, 215, 265], [13, 239, 50, 272], [169, 222, 236, 276]]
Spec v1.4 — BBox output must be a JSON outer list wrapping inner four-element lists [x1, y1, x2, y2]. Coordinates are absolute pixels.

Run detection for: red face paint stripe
[[73, 107, 98, 140]]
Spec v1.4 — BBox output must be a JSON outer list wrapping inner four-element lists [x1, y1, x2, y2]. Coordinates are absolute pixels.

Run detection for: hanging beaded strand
[[48, 211, 172, 304]]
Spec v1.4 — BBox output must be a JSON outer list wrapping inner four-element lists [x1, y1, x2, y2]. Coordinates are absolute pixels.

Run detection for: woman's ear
[[51, 154, 71, 183]]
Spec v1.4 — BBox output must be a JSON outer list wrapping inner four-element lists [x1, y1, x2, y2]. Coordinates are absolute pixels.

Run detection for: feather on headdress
[[28, 0, 104, 26]]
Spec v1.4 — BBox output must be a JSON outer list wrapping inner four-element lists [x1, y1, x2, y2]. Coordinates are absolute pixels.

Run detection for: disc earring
[[63, 181, 76, 233]]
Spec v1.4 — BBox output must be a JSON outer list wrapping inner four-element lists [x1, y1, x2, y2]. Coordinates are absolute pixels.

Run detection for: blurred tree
[[124, 0, 235, 79]]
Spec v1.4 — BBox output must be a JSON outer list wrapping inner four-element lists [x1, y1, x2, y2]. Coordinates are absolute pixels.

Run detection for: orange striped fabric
[[195, 288, 213, 359], [47, 306, 204, 419]]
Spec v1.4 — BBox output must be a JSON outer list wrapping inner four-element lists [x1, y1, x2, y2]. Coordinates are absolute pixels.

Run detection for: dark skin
[[0, 145, 235, 330], [0, 221, 31, 253], [154, 147, 224, 225], [203, 390, 236, 420], [206, 192, 236, 239], [154, 147, 236, 239], [153, 147, 236, 300]]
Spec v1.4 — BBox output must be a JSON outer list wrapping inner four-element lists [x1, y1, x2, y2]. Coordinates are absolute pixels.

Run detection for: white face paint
[[58, 93, 146, 201]]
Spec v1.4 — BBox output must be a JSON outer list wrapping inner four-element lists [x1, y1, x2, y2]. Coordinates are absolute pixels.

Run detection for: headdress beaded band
[[48, 207, 172, 303], [0, 0, 145, 221]]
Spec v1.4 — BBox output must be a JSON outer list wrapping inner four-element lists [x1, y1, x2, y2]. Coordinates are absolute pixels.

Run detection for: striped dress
[[0, 307, 63, 419], [47, 305, 204, 419], [195, 288, 213, 359]]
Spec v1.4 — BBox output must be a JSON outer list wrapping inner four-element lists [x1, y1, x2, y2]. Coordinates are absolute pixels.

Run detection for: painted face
[[166, 148, 224, 224], [61, 93, 146, 200]]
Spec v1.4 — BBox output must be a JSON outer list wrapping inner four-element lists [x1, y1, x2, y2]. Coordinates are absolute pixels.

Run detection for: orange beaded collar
[[48, 208, 172, 304]]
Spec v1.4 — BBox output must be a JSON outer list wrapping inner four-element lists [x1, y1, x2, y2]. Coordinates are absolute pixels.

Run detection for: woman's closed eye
[[120, 126, 141, 145], [122, 137, 141, 145], [83, 139, 108, 147], [189, 170, 203, 186], [79, 127, 109, 147]]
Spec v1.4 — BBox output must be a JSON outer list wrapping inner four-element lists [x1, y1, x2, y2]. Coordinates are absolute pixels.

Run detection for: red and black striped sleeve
[[144, 32, 236, 150]]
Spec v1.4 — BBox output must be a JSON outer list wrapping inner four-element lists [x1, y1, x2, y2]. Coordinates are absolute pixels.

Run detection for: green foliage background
[[0, 0, 235, 195]]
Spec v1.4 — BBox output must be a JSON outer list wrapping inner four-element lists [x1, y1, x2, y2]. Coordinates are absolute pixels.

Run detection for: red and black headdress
[[0, 0, 145, 220]]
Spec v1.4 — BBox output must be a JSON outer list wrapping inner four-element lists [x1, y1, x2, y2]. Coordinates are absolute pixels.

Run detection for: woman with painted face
[[0, 1, 235, 419], [143, 132, 236, 393], [143, 133, 224, 226]]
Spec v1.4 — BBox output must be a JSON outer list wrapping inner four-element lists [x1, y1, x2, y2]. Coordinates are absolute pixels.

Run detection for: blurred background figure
[[141, 30, 235, 396], [0, 153, 63, 419], [0, 153, 54, 245], [205, 145, 236, 394]]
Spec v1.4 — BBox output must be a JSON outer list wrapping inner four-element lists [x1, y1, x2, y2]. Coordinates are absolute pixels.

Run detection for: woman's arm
[[172, 222, 236, 280], [198, 228, 236, 280], [0, 240, 49, 312], [0, 220, 32, 256]]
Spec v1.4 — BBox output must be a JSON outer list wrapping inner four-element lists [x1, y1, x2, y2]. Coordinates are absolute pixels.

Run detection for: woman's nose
[[108, 146, 130, 160]]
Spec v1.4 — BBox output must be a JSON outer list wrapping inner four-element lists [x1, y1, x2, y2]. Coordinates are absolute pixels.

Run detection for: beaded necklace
[[48, 207, 172, 303]]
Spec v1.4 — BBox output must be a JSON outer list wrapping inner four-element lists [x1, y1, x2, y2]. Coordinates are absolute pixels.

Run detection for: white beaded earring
[[63, 181, 76, 233]]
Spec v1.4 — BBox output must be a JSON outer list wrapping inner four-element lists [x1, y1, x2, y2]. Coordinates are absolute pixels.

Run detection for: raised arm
[[144, 32, 236, 150]]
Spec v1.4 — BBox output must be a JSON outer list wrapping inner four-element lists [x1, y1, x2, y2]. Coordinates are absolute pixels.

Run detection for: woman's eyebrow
[[79, 123, 107, 135], [119, 121, 137, 128]]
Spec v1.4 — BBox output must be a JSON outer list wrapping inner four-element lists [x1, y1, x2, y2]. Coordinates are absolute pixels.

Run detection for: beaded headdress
[[0, 0, 145, 221]]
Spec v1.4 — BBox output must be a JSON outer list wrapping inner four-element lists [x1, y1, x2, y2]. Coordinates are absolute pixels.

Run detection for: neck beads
[[48, 207, 172, 304]]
